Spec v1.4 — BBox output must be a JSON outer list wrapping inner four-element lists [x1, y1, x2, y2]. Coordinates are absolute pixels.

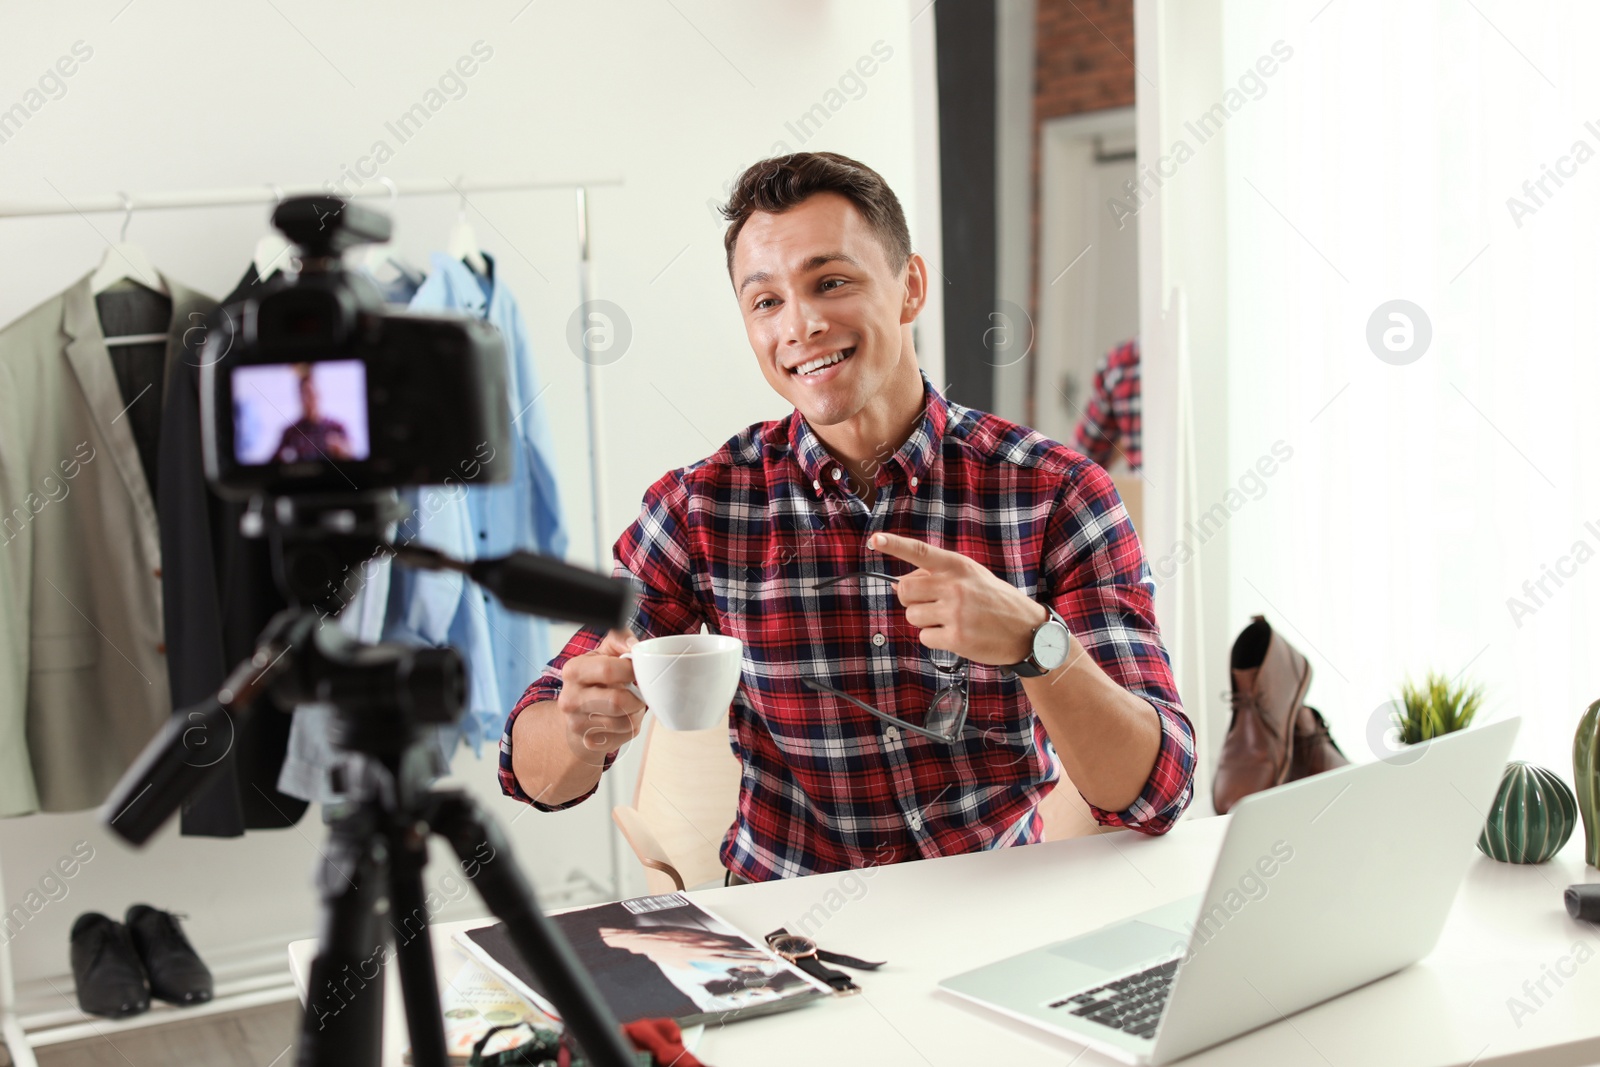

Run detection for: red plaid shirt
[[500, 377, 1193, 882], [1073, 339, 1142, 472]]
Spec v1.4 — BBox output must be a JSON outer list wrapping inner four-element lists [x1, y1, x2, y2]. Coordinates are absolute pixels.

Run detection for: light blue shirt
[[384, 253, 567, 753]]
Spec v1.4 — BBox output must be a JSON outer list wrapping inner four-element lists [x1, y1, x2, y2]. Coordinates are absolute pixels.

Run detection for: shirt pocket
[[30, 632, 99, 672]]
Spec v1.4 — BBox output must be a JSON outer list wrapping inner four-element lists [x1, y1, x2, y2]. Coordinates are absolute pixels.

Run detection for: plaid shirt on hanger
[[499, 376, 1194, 882], [1073, 338, 1142, 473]]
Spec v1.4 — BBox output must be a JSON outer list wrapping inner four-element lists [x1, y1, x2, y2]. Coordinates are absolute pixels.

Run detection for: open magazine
[[453, 893, 831, 1028]]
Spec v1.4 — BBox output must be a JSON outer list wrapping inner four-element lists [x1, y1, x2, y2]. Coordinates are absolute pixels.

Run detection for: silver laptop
[[939, 717, 1519, 1065]]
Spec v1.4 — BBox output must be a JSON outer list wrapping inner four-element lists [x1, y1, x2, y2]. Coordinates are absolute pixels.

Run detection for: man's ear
[[900, 251, 929, 325]]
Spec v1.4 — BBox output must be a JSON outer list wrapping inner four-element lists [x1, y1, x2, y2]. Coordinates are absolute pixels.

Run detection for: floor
[[0, 1002, 300, 1067]]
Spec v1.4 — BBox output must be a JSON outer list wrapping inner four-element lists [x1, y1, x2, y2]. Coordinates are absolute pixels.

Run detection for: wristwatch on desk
[[1001, 605, 1071, 678], [765, 927, 885, 995]]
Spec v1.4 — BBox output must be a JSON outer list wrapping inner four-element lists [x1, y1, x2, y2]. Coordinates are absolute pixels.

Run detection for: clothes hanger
[[252, 183, 297, 281], [445, 177, 488, 275], [90, 192, 169, 298], [358, 177, 412, 281], [94, 193, 171, 347]]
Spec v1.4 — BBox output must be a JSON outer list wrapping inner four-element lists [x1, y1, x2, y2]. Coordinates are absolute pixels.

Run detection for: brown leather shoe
[[1212, 616, 1311, 815], [1287, 705, 1348, 781]]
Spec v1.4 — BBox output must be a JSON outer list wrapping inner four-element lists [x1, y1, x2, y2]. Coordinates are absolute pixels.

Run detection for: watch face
[[1035, 618, 1070, 670], [768, 934, 818, 960]]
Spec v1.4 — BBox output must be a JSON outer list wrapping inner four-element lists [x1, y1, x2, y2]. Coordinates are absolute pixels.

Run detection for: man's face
[[732, 192, 921, 427], [298, 375, 319, 421]]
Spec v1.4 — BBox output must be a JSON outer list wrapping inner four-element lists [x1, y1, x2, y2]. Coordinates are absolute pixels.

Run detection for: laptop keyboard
[[1047, 957, 1180, 1040]]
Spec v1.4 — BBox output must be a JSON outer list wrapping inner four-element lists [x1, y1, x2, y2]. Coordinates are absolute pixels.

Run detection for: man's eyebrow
[[737, 252, 861, 295]]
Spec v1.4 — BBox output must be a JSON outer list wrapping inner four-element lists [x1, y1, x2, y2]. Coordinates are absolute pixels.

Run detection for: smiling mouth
[[791, 347, 855, 376]]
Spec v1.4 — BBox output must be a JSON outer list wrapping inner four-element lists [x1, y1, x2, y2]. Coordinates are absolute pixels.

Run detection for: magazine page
[[403, 941, 558, 1064], [454, 893, 831, 1027]]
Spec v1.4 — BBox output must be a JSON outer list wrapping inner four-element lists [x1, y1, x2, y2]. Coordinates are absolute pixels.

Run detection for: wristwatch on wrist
[[765, 927, 885, 995], [1002, 606, 1071, 678]]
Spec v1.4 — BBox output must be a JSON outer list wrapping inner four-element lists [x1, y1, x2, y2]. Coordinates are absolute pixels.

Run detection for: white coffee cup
[[621, 634, 744, 731]]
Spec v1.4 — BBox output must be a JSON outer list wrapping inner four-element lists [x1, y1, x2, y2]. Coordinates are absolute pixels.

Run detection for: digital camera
[[200, 196, 508, 497]]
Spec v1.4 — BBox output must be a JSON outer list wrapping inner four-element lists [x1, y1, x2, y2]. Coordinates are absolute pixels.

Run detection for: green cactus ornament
[[1574, 698, 1600, 868], [1478, 761, 1577, 864]]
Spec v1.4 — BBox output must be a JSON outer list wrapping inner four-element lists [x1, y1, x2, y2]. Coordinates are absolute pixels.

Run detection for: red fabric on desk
[[625, 1018, 705, 1066]]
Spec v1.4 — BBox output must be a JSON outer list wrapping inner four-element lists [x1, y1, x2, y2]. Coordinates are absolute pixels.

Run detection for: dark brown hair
[[720, 152, 912, 277]]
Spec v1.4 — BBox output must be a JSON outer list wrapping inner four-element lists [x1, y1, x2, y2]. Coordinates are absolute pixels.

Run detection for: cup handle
[[619, 651, 647, 707]]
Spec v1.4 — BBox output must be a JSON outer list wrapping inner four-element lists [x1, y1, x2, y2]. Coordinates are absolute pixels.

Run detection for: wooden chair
[[611, 721, 1118, 892], [1112, 473, 1143, 532], [611, 719, 743, 893]]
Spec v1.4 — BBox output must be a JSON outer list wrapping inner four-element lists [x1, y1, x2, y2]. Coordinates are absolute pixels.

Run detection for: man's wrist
[[1010, 599, 1050, 665]]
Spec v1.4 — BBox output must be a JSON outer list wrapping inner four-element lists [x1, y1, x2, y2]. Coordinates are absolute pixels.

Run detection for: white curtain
[[1218, 0, 1600, 774]]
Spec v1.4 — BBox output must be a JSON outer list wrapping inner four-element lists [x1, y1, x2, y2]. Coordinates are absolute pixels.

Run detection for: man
[[501, 152, 1194, 883], [273, 362, 353, 463]]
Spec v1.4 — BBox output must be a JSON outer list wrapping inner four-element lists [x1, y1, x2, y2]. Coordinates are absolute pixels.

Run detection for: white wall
[[1218, 0, 1600, 779], [0, 0, 926, 994], [1146, 0, 1599, 801], [1136, 0, 1231, 811]]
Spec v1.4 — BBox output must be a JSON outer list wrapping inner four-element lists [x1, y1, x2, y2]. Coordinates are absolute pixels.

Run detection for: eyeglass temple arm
[[812, 570, 901, 590], [799, 676, 959, 743]]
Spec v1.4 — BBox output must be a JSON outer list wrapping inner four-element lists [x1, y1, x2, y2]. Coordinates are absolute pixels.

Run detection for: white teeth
[[794, 349, 851, 375]]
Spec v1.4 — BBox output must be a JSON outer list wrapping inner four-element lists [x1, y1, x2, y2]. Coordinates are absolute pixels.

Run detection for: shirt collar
[[423, 251, 493, 317], [787, 374, 949, 489]]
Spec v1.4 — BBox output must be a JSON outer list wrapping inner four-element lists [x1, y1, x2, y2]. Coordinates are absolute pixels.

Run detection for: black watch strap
[[791, 953, 858, 993], [816, 947, 886, 971]]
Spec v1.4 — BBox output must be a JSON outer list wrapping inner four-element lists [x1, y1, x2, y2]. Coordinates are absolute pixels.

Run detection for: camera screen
[[231, 360, 371, 465]]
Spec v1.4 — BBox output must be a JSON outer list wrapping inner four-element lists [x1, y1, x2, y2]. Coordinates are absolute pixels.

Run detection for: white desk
[[290, 814, 1600, 1066]]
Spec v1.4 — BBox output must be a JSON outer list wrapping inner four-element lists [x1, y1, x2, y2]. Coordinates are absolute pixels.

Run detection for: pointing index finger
[[869, 532, 960, 572]]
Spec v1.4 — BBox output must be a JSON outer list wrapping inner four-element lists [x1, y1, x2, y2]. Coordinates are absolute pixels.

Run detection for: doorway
[[1036, 106, 1140, 466]]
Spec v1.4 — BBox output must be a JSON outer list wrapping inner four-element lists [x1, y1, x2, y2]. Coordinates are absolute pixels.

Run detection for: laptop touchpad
[[1047, 920, 1183, 972]]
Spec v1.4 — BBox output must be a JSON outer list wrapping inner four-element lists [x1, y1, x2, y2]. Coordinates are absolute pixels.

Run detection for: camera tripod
[[101, 492, 640, 1067]]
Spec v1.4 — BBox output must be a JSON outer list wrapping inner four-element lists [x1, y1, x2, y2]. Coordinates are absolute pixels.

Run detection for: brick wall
[[1027, 0, 1135, 425], [1035, 0, 1136, 121]]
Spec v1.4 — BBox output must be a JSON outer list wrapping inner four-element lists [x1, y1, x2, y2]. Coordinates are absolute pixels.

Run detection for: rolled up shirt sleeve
[[1042, 456, 1196, 835], [498, 469, 705, 811]]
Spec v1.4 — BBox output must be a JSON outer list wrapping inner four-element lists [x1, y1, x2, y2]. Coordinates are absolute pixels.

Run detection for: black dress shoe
[[70, 912, 149, 1018], [125, 904, 213, 1006]]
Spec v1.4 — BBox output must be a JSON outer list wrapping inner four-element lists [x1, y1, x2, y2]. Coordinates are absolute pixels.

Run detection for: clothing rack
[[0, 175, 625, 1067], [0, 176, 620, 218]]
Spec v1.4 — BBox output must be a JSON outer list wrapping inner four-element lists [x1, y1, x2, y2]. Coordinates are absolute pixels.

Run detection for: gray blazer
[[0, 272, 215, 815]]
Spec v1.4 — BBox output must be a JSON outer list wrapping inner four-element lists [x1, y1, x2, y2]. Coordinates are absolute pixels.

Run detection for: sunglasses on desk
[[798, 570, 970, 744]]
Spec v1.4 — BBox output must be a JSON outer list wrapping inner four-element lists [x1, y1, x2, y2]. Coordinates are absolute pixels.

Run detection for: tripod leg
[[297, 810, 387, 1067], [429, 790, 639, 1067], [387, 821, 449, 1067]]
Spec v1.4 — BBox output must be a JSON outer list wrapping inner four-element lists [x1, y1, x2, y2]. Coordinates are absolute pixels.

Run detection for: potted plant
[[1393, 672, 1483, 743]]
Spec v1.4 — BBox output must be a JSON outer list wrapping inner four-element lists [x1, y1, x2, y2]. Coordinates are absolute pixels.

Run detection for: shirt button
[[871, 632, 886, 647], [831, 467, 842, 480], [812, 479, 822, 492], [908, 812, 923, 832], [884, 726, 900, 741], [910, 476, 919, 489]]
